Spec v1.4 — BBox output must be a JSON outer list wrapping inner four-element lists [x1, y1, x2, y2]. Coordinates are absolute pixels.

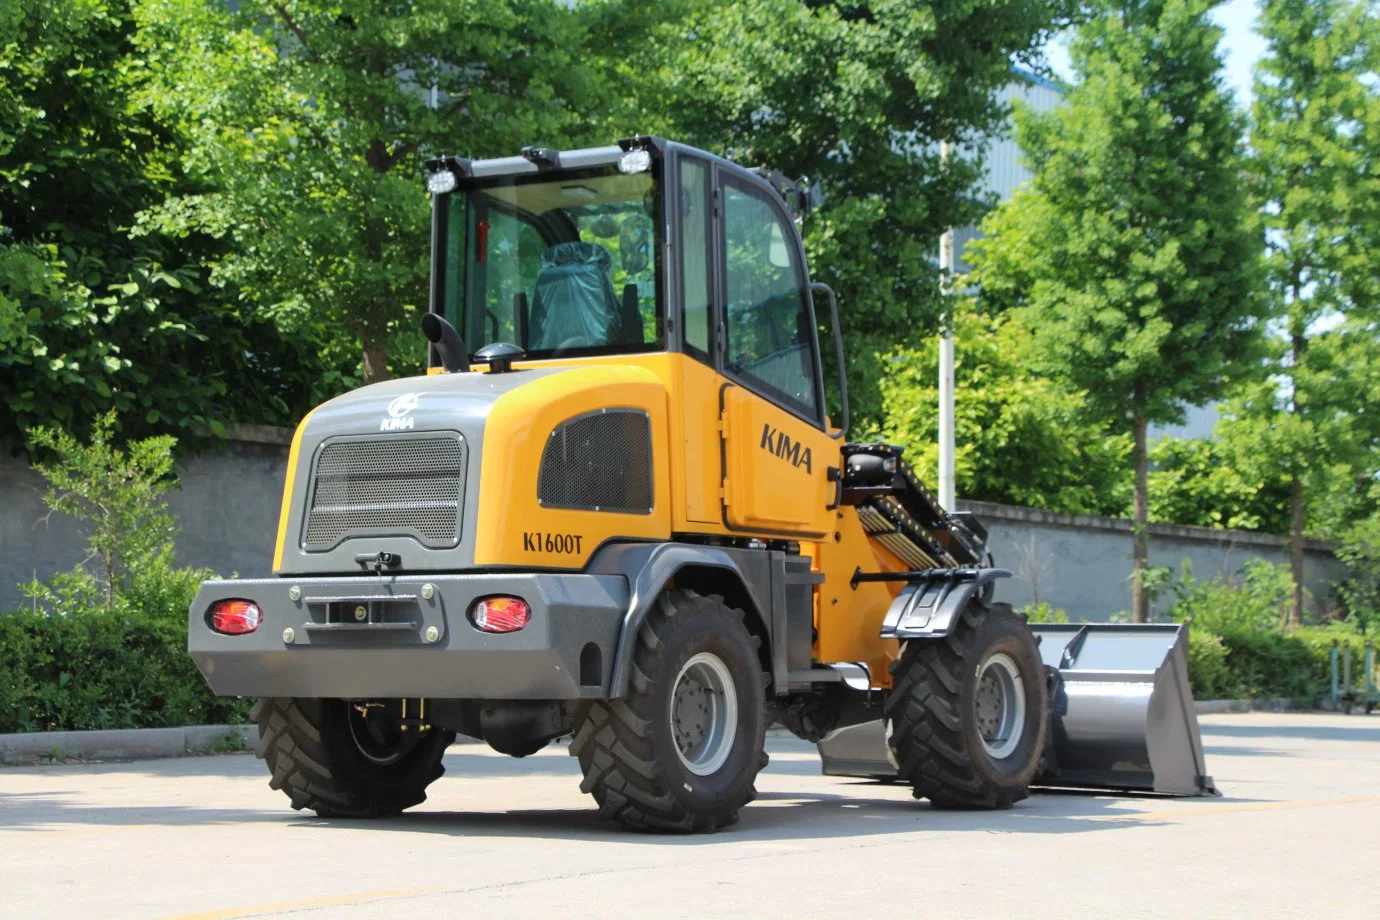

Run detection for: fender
[[877, 568, 1012, 640], [587, 542, 777, 698]]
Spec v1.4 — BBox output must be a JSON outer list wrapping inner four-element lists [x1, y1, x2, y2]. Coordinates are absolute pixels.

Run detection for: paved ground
[[2, 712, 1378, 919]]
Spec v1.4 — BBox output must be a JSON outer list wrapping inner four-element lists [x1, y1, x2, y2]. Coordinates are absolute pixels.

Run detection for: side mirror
[[811, 282, 849, 440]]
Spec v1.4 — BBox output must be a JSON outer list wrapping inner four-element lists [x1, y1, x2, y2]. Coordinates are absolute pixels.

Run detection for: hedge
[[0, 565, 250, 733], [1185, 623, 1374, 701]]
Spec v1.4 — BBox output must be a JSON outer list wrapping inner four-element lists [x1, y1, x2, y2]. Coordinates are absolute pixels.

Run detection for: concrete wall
[[0, 431, 1347, 619], [958, 500, 1346, 621]]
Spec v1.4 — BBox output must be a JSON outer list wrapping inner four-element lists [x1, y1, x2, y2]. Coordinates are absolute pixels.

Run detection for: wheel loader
[[188, 137, 1216, 831]]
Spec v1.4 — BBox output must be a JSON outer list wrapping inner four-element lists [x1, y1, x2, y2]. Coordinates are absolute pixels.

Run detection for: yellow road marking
[[167, 886, 446, 920], [1087, 794, 1380, 823]]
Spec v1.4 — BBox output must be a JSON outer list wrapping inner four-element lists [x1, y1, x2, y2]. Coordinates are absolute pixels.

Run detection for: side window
[[679, 158, 712, 357], [722, 181, 818, 418]]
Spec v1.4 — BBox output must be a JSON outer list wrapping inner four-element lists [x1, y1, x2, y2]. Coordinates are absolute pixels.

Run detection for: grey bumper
[[188, 573, 628, 700]]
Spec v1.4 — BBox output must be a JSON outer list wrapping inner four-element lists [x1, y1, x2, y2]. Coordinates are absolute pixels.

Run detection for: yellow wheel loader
[[188, 137, 1216, 831]]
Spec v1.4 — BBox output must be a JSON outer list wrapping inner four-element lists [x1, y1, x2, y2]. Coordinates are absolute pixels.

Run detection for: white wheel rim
[[975, 652, 1026, 760], [670, 652, 738, 776]]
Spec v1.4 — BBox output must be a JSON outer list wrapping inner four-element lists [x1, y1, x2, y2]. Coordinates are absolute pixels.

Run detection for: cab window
[[440, 166, 661, 359], [721, 180, 819, 419], [679, 157, 712, 358]]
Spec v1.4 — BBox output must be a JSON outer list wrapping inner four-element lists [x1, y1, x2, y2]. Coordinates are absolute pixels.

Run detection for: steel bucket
[[817, 622, 1217, 796], [1029, 622, 1216, 795]]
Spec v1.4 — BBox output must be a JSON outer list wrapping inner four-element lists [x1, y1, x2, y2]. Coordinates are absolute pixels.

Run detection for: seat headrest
[[541, 241, 613, 270]]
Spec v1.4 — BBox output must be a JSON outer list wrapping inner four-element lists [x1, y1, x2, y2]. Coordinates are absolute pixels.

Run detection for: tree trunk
[[362, 336, 389, 384], [1131, 409, 1149, 624], [1289, 473, 1305, 626]]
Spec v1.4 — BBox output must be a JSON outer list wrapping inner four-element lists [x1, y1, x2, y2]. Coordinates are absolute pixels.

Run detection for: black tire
[[569, 589, 768, 832], [884, 600, 1047, 809], [252, 697, 454, 818]]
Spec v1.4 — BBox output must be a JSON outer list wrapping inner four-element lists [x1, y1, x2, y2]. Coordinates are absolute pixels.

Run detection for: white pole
[[937, 140, 956, 511]]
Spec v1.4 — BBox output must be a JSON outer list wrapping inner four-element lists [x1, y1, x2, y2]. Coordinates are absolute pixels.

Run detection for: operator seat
[[528, 241, 623, 351]]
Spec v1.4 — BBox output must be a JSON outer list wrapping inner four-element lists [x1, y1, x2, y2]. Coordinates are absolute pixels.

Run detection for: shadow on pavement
[[277, 783, 1255, 844], [0, 791, 287, 831]]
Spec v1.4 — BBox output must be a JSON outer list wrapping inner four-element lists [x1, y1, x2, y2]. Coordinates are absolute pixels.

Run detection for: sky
[[1046, 0, 1270, 105]]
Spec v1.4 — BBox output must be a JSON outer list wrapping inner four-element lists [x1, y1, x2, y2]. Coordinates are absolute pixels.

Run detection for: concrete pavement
[[2, 712, 1378, 919]]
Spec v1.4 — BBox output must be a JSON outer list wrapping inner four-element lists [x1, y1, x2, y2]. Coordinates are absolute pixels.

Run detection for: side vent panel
[[537, 409, 653, 514]]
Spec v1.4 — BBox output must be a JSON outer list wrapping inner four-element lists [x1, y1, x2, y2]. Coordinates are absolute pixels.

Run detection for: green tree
[[878, 302, 1133, 515], [134, 0, 596, 385], [1145, 414, 1293, 534], [970, 0, 1264, 621], [0, 0, 318, 447], [584, 0, 1078, 426], [1247, 0, 1380, 622], [28, 411, 177, 609]]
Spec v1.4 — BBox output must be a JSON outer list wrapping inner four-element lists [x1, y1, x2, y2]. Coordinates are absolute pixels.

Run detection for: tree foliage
[[583, 0, 1078, 424], [1242, 0, 1380, 619], [970, 0, 1264, 619], [134, 0, 598, 384], [27, 410, 178, 608], [0, 0, 319, 449], [878, 302, 1132, 515]]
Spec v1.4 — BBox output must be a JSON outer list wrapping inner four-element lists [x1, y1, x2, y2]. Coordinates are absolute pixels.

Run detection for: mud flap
[[1029, 623, 1217, 796], [817, 622, 1218, 797]]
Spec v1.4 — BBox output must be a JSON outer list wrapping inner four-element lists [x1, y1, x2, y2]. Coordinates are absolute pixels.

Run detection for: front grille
[[537, 410, 653, 513], [303, 435, 466, 551]]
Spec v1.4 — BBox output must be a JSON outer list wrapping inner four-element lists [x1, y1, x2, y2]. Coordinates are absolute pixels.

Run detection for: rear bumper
[[188, 573, 628, 700]]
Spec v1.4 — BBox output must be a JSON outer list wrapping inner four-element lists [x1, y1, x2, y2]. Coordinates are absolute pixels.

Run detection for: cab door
[[714, 169, 835, 538]]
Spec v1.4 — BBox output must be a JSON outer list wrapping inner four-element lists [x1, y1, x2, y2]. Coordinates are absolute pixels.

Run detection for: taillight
[[211, 599, 263, 635], [470, 596, 530, 633]]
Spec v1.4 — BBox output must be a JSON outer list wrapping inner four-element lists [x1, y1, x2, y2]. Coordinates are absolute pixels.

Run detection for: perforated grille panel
[[537, 410, 652, 513], [303, 435, 466, 551]]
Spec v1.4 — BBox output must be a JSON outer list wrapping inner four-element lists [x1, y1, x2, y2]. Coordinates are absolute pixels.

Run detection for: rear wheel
[[252, 697, 454, 818], [884, 601, 1047, 809], [570, 589, 768, 832]]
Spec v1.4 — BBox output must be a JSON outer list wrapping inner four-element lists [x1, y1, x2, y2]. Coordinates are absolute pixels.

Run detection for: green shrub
[[1023, 601, 1070, 624], [1213, 628, 1318, 700], [1338, 517, 1380, 632], [1170, 558, 1294, 634], [0, 554, 249, 733], [1293, 624, 1374, 692], [1186, 628, 1234, 699], [27, 411, 178, 609]]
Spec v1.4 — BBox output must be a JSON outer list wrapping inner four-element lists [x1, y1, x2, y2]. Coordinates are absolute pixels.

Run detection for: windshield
[[436, 166, 662, 360]]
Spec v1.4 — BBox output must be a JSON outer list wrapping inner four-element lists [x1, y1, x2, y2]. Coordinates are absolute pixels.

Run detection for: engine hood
[[271, 361, 673, 577], [273, 366, 570, 576]]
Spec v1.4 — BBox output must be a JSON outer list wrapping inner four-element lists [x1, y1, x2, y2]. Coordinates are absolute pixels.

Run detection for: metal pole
[[938, 139, 956, 510]]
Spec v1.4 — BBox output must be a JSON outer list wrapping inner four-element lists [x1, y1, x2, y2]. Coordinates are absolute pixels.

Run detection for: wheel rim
[[974, 652, 1026, 760], [346, 701, 424, 766], [670, 652, 738, 776]]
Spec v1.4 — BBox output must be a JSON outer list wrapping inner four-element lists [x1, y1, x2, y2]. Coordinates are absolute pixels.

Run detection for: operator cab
[[425, 138, 837, 431]]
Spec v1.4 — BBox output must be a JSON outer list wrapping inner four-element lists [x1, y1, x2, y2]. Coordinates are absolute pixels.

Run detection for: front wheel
[[884, 601, 1047, 809], [570, 589, 768, 832]]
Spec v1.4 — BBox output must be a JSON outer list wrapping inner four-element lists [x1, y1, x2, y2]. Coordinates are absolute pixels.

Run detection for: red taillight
[[211, 599, 263, 635], [470, 596, 530, 633]]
